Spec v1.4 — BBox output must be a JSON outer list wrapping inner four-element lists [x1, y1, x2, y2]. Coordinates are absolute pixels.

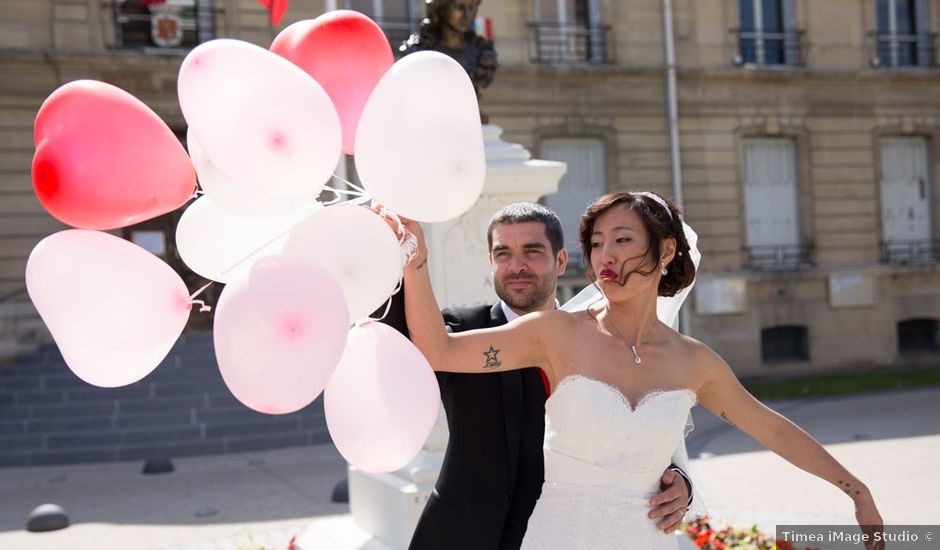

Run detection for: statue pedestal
[[339, 125, 566, 550]]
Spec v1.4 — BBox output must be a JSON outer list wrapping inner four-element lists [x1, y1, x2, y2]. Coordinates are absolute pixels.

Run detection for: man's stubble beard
[[494, 271, 557, 314]]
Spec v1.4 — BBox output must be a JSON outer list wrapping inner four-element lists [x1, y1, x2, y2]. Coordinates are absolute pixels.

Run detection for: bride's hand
[[398, 215, 427, 270], [854, 489, 884, 550], [372, 205, 427, 269]]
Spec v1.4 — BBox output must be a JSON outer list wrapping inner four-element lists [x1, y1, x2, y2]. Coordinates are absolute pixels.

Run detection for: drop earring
[[661, 265, 668, 276]]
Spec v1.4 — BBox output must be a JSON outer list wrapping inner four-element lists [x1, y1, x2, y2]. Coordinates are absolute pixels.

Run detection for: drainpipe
[[662, 0, 691, 335]]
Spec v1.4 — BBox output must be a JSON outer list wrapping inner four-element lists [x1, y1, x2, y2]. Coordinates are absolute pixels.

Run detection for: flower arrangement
[[681, 516, 819, 550]]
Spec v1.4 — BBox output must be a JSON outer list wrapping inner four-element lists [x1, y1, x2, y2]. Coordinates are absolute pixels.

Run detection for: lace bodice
[[521, 375, 697, 549], [543, 375, 696, 493]]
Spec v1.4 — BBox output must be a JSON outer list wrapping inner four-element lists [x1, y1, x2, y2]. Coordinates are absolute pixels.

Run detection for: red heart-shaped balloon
[[271, 10, 394, 155], [32, 80, 196, 230]]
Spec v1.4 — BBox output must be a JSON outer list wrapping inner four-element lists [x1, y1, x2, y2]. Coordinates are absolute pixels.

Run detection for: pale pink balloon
[[214, 255, 349, 415], [325, 321, 441, 473], [25, 230, 192, 387], [178, 39, 341, 209]]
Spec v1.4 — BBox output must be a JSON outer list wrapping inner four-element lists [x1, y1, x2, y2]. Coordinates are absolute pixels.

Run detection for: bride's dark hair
[[578, 192, 695, 297]]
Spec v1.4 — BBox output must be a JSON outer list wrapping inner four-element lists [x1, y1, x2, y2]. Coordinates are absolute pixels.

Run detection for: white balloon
[[187, 129, 297, 218], [355, 51, 485, 223], [176, 196, 319, 283], [282, 204, 402, 321], [178, 39, 341, 208]]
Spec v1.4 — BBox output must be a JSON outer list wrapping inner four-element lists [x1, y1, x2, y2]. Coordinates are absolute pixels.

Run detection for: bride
[[399, 191, 883, 549]]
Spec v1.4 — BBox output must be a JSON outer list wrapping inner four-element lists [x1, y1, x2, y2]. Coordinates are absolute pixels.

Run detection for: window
[[114, 0, 213, 50], [761, 325, 810, 363], [897, 319, 939, 354], [343, 0, 420, 49], [872, 0, 934, 68], [540, 138, 607, 271], [530, 0, 610, 64], [735, 0, 801, 66], [743, 139, 810, 270], [879, 137, 937, 264]]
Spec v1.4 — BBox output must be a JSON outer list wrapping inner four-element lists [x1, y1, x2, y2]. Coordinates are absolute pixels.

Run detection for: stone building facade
[[1, 0, 939, 377]]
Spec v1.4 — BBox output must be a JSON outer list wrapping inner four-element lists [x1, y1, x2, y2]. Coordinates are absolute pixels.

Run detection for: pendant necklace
[[604, 304, 642, 365]]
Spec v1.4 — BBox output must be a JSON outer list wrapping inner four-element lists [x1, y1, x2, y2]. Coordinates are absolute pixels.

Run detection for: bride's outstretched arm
[[399, 217, 557, 378], [694, 344, 884, 546]]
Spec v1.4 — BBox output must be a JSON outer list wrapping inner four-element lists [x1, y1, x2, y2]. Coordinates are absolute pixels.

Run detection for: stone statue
[[400, 0, 498, 122]]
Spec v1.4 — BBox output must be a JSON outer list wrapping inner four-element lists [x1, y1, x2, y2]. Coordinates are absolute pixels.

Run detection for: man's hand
[[648, 469, 689, 534]]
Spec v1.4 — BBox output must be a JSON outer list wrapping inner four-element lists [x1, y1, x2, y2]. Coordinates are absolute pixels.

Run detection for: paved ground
[[687, 387, 940, 531], [0, 387, 937, 550]]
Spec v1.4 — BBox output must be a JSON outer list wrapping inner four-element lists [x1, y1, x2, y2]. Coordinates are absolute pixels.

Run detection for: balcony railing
[[745, 244, 814, 271], [528, 22, 613, 64], [730, 28, 804, 67], [868, 32, 937, 68], [112, 0, 212, 50], [882, 239, 940, 264]]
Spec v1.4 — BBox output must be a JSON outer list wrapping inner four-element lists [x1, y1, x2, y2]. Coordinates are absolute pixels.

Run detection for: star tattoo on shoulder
[[483, 345, 503, 369]]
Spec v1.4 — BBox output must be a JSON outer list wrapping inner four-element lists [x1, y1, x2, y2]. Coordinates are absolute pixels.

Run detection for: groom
[[383, 203, 692, 550]]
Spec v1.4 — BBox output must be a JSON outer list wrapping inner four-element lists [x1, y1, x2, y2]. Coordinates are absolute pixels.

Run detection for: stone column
[[342, 125, 566, 550]]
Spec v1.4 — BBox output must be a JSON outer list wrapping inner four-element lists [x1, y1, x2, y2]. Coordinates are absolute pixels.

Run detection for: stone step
[[4, 339, 217, 369], [0, 427, 332, 467], [0, 330, 337, 468], [0, 408, 328, 446]]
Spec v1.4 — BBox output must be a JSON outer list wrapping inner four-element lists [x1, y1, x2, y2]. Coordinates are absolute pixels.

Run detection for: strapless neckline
[[523, 374, 696, 549], [550, 374, 697, 413]]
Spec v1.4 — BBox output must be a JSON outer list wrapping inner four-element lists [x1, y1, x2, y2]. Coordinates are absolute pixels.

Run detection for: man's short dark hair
[[486, 202, 565, 254]]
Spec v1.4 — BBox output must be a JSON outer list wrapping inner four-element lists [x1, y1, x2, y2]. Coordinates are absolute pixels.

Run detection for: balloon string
[[366, 206, 416, 323], [183, 175, 378, 314], [320, 185, 365, 207], [329, 173, 368, 196], [326, 187, 366, 197], [209, 173, 371, 278], [367, 292, 397, 323], [188, 281, 214, 313], [380, 207, 419, 265], [190, 299, 212, 313], [214, 210, 321, 278]]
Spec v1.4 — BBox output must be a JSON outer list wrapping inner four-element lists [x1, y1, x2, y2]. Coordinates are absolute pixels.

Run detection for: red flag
[[257, 0, 288, 25]]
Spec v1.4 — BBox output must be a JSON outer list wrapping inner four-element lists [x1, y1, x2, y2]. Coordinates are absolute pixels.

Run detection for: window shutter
[[782, 0, 799, 64], [880, 138, 932, 244], [915, 0, 931, 67], [744, 139, 800, 249]]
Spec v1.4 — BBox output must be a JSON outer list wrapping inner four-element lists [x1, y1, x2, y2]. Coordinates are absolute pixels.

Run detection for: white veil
[[560, 221, 707, 518]]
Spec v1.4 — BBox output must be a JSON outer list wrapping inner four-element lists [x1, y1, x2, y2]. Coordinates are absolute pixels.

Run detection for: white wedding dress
[[520, 375, 698, 550]]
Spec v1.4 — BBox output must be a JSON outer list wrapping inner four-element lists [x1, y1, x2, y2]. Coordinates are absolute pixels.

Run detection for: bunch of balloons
[[25, 11, 486, 473]]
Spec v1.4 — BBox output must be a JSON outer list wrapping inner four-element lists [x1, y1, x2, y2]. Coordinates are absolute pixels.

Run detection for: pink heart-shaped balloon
[[32, 80, 197, 230], [271, 10, 394, 155]]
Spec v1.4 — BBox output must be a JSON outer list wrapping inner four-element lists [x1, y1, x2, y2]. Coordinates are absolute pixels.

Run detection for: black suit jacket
[[383, 303, 546, 550]]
